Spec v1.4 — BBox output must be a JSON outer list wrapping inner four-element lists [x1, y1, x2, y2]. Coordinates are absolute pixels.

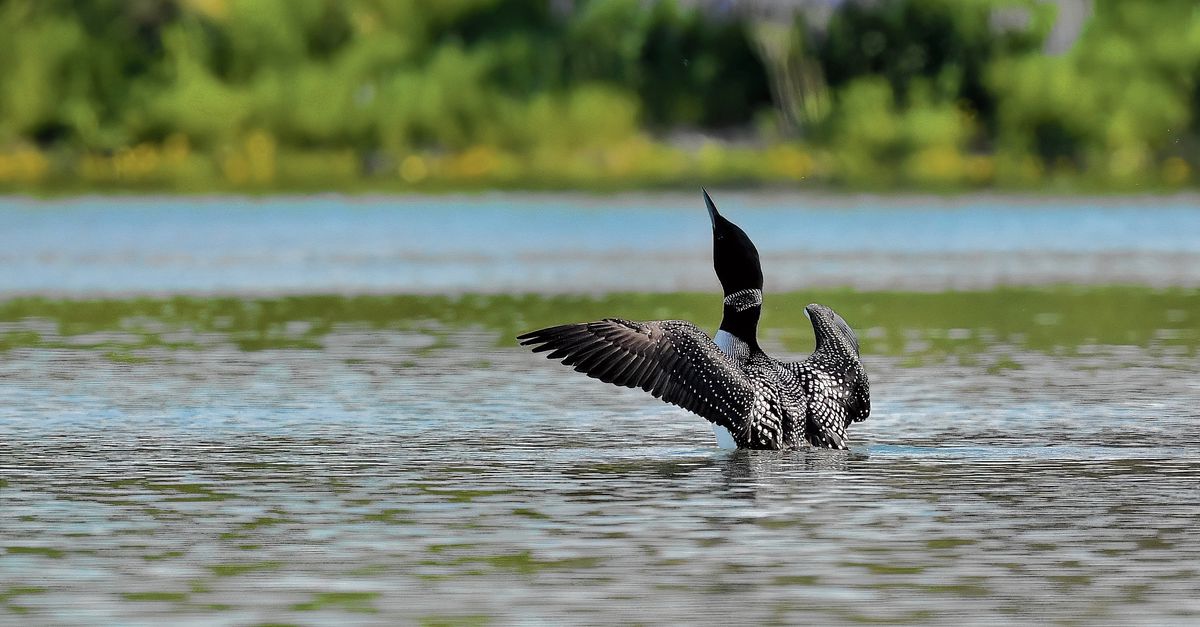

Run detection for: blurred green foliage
[[0, 0, 1197, 192]]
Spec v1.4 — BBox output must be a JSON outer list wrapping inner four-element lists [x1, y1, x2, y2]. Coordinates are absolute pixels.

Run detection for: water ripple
[[1, 326, 1198, 624]]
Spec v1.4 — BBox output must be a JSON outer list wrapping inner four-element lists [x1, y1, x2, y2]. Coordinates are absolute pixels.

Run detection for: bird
[[517, 192, 870, 450]]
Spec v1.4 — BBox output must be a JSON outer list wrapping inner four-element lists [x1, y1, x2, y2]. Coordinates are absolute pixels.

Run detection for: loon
[[517, 192, 871, 450]]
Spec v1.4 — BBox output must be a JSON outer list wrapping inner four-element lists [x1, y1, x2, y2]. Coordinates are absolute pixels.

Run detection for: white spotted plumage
[[518, 304, 869, 450]]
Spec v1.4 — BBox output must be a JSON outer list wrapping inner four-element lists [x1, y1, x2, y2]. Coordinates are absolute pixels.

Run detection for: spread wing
[[805, 393, 848, 449], [518, 319, 753, 436], [847, 368, 870, 424], [784, 360, 869, 450], [784, 360, 869, 426]]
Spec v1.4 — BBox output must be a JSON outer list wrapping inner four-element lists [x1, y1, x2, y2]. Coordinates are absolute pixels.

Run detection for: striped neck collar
[[723, 288, 762, 312]]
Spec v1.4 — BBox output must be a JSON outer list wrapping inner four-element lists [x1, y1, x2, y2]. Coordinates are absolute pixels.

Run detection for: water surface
[[2, 195, 1199, 623], [2, 291, 1199, 624], [3, 194, 1199, 294]]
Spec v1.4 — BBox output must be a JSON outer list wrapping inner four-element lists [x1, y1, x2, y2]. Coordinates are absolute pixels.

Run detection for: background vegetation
[[0, 0, 1198, 192]]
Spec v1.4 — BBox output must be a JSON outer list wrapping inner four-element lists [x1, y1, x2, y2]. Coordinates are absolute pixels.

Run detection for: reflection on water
[[1, 294, 1198, 623]]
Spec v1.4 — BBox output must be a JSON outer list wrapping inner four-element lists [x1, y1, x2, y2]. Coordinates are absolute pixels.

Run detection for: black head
[[804, 303, 860, 357], [704, 189, 763, 297]]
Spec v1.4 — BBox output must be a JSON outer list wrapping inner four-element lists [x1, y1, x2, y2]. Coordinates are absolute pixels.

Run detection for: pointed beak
[[703, 188, 720, 227]]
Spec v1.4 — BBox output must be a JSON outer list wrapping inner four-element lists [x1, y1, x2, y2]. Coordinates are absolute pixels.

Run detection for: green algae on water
[[208, 561, 283, 577], [120, 591, 189, 603], [0, 287, 1196, 360], [291, 591, 381, 613]]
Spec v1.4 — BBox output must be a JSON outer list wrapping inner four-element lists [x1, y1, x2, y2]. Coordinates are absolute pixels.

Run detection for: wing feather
[[519, 319, 752, 436]]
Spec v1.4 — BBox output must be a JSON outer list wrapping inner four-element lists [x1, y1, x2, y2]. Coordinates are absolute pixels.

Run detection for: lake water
[[1, 195, 1199, 625], [2, 193, 1199, 294]]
